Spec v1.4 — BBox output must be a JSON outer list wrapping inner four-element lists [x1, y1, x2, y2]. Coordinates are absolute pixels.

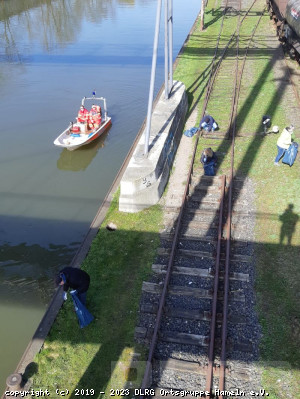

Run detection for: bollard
[[6, 373, 23, 390]]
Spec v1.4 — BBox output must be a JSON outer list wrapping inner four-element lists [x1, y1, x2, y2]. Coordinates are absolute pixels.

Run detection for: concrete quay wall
[[1, 10, 193, 396], [1, 81, 188, 399], [119, 80, 188, 213]]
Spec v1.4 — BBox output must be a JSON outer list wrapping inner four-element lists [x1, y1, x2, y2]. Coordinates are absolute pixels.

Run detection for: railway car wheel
[[282, 43, 288, 54], [289, 47, 296, 60]]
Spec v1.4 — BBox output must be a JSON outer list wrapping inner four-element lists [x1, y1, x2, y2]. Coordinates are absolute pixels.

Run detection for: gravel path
[[136, 0, 300, 394]]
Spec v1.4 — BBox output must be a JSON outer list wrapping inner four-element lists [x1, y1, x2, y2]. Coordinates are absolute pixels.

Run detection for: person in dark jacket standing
[[56, 267, 90, 305]]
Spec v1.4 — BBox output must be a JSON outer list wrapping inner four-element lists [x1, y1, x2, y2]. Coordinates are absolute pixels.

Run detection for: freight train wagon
[[267, 0, 300, 60]]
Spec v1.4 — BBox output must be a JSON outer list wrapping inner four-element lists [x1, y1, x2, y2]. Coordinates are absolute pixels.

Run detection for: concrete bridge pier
[[119, 80, 188, 213]]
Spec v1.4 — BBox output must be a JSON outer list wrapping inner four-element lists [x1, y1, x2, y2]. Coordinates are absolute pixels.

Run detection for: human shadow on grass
[[279, 204, 299, 246], [37, 36, 299, 399], [147, 35, 300, 392]]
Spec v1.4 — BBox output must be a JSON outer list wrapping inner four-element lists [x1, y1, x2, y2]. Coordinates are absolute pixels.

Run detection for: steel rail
[[198, 0, 263, 394], [218, 6, 265, 397], [140, 97, 204, 393], [200, 0, 232, 124], [140, 0, 262, 394], [200, 0, 258, 138], [140, 2, 231, 392], [203, 0, 243, 393], [204, 1, 263, 394], [205, 174, 226, 398], [217, 0, 241, 394]]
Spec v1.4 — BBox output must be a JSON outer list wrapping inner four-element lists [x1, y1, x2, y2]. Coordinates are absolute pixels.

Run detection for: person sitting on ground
[[77, 105, 89, 124], [88, 105, 102, 131], [200, 147, 218, 165], [55, 267, 90, 306], [274, 125, 294, 166], [199, 115, 218, 132], [200, 148, 218, 176]]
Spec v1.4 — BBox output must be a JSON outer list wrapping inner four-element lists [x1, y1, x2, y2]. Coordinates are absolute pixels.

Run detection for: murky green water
[[0, 0, 200, 391]]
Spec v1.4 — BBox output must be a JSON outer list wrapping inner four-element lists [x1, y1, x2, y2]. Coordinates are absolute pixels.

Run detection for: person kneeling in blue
[[200, 115, 218, 132], [200, 148, 218, 176], [56, 266, 90, 305]]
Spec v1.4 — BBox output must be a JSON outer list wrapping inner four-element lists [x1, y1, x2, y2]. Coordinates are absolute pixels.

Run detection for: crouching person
[[200, 115, 218, 132], [56, 267, 94, 328], [200, 148, 217, 176], [56, 266, 90, 305]]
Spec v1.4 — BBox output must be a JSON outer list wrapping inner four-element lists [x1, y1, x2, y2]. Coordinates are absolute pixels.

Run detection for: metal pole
[[168, 0, 173, 92], [144, 0, 162, 156], [200, 0, 205, 31], [164, 0, 169, 99]]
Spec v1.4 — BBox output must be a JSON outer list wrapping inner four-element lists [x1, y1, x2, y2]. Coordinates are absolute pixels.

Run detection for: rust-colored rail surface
[[137, 1, 268, 397]]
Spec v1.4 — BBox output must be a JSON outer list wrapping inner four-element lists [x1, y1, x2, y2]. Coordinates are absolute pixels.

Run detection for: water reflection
[[0, 0, 117, 58], [0, 0, 201, 391], [0, 0, 163, 63], [0, 241, 79, 304], [56, 128, 110, 171]]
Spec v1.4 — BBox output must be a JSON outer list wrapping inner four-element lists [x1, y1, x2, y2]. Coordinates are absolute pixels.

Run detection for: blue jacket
[[200, 115, 215, 132], [200, 150, 217, 165]]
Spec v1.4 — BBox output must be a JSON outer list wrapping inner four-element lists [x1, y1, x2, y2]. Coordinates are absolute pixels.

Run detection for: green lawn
[[175, 0, 300, 396], [32, 193, 162, 398], [31, 0, 300, 397]]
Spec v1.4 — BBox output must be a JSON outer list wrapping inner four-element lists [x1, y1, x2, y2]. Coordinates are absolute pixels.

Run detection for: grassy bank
[[176, 0, 300, 395], [32, 193, 162, 397], [31, 0, 299, 397]]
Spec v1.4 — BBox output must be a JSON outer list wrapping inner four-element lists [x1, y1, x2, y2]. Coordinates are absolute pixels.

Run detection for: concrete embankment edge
[[2, 9, 202, 396], [0, 82, 161, 397]]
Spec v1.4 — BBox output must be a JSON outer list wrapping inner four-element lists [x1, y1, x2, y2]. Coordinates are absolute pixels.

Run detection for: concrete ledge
[[119, 81, 188, 213]]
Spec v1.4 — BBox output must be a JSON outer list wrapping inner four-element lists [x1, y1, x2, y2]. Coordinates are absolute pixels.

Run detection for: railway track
[[135, 0, 266, 396], [136, 175, 259, 396]]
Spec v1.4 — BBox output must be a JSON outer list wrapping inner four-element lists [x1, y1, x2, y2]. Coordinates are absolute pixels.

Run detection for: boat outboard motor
[[262, 115, 271, 134]]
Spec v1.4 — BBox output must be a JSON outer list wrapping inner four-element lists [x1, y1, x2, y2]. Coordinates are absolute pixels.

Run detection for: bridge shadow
[[7, 4, 300, 398], [64, 38, 300, 396], [124, 5, 300, 394], [204, 7, 225, 29], [24, 225, 161, 398], [62, 13, 300, 399]]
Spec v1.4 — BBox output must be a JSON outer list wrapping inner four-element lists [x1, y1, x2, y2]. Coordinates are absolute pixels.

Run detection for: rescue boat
[[54, 94, 112, 151]]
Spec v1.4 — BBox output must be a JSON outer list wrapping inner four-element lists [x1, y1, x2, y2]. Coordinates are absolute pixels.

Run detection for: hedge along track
[[135, 1, 266, 397]]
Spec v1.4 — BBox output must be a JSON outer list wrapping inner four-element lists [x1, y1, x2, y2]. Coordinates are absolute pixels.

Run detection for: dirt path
[[160, 107, 199, 211]]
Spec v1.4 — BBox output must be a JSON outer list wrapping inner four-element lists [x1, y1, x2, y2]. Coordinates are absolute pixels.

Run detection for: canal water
[[0, 0, 200, 391]]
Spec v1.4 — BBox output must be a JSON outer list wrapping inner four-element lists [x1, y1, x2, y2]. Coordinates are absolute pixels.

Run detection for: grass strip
[[176, 0, 300, 395], [32, 192, 162, 397], [32, 0, 300, 396]]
